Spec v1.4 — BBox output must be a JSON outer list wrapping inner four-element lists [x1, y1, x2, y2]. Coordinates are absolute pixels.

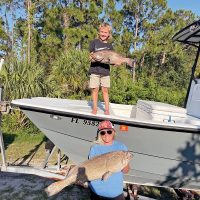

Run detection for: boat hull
[[22, 108, 200, 190]]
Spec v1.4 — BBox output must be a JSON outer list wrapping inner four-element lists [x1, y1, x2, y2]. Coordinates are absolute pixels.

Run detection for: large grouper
[[90, 50, 136, 68], [45, 151, 132, 197]]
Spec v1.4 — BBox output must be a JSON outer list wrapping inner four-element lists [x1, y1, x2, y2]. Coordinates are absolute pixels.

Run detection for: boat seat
[[135, 100, 187, 122]]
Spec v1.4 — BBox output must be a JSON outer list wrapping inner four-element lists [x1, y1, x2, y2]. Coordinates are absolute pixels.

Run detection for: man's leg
[[102, 86, 109, 115], [89, 74, 100, 114], [91, 87, 99, 114], [101, 76, 110, 115]]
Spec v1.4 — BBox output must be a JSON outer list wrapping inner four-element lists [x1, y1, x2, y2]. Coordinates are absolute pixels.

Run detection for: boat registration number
[[71, 117, 99, 126]]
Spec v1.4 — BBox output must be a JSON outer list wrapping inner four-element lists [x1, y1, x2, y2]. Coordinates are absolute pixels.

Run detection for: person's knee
[[92, 88, 99, 93], [101, 87, 108, 94]]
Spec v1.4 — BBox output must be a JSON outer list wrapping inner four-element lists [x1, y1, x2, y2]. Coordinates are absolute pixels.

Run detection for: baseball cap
[[98, 120, 115, 131]]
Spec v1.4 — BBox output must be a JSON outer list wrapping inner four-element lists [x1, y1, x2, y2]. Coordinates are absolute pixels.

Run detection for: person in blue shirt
[[88, 120, 130, 200]]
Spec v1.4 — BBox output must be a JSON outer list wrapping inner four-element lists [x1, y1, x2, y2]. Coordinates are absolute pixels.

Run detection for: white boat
[[11, 20, 200, 190]]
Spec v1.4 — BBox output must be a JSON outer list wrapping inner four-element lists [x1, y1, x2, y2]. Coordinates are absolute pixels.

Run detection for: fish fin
[[90, 58, 96, 62], [45, 179, 67, 197], [102, 171, 112, 181], [122, 158, 126, 165], [45, 176, 74, 197], [92, 54, 104, 62], [97, 58, 105, 63], [65, 164, 77, 177]]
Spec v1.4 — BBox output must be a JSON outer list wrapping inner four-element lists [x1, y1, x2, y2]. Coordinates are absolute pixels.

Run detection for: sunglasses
[[99, 130, 113, 136]]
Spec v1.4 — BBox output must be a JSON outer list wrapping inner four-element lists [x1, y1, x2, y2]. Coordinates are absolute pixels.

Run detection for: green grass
[[1, 130, 47, 166]]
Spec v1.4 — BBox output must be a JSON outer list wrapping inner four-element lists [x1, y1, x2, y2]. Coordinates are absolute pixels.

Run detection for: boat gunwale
[[11, 102, 200, 134]]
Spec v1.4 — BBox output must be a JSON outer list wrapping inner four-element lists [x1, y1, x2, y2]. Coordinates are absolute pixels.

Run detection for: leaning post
[[0, 86, 7, 169]]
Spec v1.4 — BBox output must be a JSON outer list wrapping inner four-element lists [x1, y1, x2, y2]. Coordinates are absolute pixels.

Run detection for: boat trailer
[[0, 86, 66, 180]]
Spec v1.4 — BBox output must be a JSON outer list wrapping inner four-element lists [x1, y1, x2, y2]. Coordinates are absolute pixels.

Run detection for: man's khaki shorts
[[89, 74, 110, 88]]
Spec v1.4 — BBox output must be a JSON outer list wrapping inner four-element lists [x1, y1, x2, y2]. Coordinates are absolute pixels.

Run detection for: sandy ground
[[0, 171, 90, 200], [2, 168, 200, 200], [0, 170, 159, 200]]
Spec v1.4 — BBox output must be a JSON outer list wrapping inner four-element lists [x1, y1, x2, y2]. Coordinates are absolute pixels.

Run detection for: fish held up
[[90, 50, 136, 68], [45, 151, 133, 197]]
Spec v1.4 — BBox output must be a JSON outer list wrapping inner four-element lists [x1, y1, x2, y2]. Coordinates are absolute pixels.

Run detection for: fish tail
[[45, 176, 74, 197], [126, 58, 136, 68]]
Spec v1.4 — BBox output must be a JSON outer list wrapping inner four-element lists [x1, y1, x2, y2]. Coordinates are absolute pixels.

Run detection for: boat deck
[[11, 97, 200, 130]]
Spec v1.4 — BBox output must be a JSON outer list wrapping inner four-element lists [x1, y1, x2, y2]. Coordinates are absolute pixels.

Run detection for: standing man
[[88, 120, 130, 200], [89, 23, 113, 115]]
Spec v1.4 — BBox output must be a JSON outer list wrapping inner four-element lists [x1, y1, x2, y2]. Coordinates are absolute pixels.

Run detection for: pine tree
[[0, 17, 8, 57]]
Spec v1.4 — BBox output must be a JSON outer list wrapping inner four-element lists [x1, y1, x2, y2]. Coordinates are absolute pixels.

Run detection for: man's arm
[[89, 40, 95, 52], [89, 40, 95, 62]]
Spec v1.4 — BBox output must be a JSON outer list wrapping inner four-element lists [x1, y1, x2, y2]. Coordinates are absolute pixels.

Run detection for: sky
[[167, 0, 200, 16]]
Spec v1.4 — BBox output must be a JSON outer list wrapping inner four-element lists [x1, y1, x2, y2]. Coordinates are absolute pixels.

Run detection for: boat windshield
[[173, 20, 200, 48], [173, 20, 200, 108]]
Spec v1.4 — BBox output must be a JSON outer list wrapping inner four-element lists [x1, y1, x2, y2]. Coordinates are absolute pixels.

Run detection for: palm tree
[[0, 57, 47, 101], [47, 49, 90, 98]]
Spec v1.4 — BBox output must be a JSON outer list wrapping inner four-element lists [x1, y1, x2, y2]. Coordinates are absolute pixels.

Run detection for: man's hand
[[122, 164, 130, 174]]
